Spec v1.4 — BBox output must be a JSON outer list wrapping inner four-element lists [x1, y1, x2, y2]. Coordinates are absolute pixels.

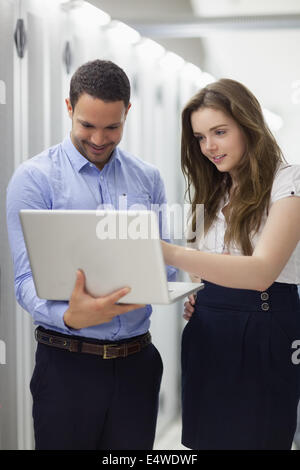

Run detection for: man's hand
[[63, 270, 145, 330], [183, 294, 196, 321]]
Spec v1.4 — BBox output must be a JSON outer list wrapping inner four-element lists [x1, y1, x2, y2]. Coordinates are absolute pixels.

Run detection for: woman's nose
[[204, 137, 217, 153]]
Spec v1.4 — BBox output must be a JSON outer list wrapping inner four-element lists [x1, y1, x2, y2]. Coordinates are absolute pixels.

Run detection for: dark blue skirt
[[181, 281, 300, 450]]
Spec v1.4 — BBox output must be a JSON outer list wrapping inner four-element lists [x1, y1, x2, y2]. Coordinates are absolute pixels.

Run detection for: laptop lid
[[19, 209, 202, 304]]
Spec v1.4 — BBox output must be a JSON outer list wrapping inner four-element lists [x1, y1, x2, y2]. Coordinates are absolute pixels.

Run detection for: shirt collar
[[100, 146, 120, 175], [62, 134, 121, 173]]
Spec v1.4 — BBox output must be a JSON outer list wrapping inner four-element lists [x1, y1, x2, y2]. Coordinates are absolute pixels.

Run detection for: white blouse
[[190, 163, 300, 284]]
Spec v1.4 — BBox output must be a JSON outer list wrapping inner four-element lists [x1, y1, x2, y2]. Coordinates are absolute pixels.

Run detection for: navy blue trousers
[[30, 332, 163, 450], [182, 281, 300, 450]]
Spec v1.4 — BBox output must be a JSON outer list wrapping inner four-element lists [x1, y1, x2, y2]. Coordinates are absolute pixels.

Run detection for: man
[[6, 60, 176, 450]]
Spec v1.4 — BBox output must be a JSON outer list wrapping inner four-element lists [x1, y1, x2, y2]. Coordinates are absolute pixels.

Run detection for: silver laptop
[[19, 209, 203, 304]]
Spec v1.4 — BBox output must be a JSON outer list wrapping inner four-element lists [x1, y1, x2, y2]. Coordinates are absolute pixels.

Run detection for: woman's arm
[[162, 196, 300, 291]]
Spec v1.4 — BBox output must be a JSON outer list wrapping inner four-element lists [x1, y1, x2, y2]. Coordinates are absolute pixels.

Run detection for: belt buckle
[[103, 344, 118, 359]]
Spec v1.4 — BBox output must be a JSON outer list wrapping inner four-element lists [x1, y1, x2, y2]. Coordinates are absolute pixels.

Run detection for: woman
[[162, 79, 300, 450]]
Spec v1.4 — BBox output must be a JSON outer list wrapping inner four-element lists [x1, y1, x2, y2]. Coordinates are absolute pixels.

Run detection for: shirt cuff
[[35, 299, 73, 334]]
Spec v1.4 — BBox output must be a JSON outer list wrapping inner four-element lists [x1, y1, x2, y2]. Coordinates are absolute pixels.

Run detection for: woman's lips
[[212, 154, 226, 163]]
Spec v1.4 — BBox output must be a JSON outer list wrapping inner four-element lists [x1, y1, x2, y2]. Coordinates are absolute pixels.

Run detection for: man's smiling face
[[66, 92, 130, 170]]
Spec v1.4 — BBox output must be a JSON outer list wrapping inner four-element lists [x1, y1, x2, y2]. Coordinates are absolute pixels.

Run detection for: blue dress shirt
[[6, 134, 177, 340]]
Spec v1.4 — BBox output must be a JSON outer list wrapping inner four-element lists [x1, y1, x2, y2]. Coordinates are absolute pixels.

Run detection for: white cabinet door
[[0, 0, 20, 451]]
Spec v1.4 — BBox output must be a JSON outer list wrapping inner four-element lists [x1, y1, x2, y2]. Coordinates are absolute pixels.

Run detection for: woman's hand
[[183, 294, 196, 321]]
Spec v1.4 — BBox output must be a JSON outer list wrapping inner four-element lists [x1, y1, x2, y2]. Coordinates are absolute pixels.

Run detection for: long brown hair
[[181, 78, 285, 255]]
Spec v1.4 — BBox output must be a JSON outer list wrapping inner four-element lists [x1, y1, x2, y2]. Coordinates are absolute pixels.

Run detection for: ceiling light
[[107, 21, 141, 45], [135, 38, 165, 61], [160, 52, 185, 72], [63, 1, 110, 25], [262, 108, 283, 132], [182, 62, 202, 80], [196, 72, 215, 88]]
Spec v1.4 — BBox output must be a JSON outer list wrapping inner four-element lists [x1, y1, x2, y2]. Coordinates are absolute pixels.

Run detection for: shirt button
[[261, 302, 269, 311], [261, 292, 269, 301]]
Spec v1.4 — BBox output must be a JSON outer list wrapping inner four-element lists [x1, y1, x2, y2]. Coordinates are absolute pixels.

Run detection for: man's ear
[[125, 102, 131, 118], [65, 98, 73, 118]]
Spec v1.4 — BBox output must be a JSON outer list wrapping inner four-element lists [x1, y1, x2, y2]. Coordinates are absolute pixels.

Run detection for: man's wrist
[[63, 308, 75, 329]]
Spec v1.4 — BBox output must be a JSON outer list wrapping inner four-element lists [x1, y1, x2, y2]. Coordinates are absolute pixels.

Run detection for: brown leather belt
[[35, 328, 151, 359]]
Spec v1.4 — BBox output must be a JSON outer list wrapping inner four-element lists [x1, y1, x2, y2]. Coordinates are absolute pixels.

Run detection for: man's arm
[[6, 163, 142, 332], [6, 163, 70, 329]]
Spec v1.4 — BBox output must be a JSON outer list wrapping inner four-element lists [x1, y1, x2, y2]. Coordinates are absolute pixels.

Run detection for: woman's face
[[190, 107, 246, 181]]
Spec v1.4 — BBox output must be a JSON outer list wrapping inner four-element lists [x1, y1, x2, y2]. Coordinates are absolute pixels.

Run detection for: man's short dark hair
[[69, 60, 131, 109]]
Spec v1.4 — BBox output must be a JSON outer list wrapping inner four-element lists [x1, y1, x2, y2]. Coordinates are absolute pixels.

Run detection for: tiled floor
[[154, 418, 188, 450], [154, 418, 298, 450]]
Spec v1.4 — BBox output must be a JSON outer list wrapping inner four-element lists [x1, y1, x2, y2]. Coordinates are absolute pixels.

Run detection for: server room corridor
[[1, 0, 300, 452]]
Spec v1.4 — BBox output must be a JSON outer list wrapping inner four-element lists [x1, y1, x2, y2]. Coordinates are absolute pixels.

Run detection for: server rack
[[1, 0, 189, 449]]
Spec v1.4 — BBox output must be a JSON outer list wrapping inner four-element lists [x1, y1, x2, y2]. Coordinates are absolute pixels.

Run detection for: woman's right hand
[[183, 294, 196, 321]]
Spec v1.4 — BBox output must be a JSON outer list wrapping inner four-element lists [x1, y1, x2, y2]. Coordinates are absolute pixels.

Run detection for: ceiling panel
[[86, 0, 300, 162], [191, 0, 300, 16]]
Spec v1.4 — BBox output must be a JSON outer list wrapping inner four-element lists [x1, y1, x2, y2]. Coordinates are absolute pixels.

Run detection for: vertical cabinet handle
[[63, 41, 72, 74], [14, 19, 27, 58]]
